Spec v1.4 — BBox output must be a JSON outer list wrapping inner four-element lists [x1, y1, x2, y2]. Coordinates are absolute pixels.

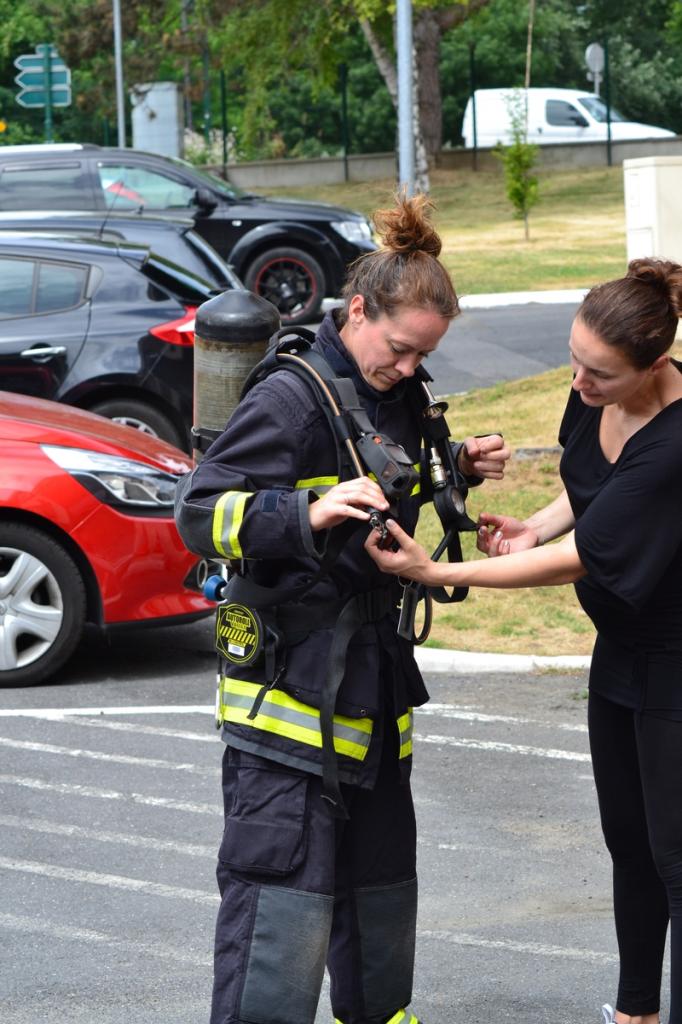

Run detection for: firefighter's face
[[341, 295, 449, 391]]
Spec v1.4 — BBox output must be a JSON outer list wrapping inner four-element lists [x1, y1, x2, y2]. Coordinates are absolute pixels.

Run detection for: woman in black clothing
[[365, 258, 682, 1024]]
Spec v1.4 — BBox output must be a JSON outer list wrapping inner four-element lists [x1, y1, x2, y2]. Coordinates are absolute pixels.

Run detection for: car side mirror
[[194, 187, 218, 213], [571, 113, 589, 127]]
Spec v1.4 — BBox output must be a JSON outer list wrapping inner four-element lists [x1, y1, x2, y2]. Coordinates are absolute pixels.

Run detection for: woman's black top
[[559, 374, 682, 718]]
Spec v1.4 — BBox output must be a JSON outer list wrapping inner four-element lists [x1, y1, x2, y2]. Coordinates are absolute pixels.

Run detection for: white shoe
[[601, 1006, 615, 1024]]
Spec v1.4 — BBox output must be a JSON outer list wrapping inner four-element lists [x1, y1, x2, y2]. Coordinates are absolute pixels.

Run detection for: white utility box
[[130, 82, 183, 158], [623, 156, 682, 263]]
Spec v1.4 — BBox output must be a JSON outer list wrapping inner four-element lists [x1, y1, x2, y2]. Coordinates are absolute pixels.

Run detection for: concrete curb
[[415, 647, 591, 674], [459, 289, 588, 309]]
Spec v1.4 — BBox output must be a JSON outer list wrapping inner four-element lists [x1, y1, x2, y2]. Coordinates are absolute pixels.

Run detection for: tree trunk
[[358, 18, 397, 105], [412, 46, 431, 193], [414, 8, 442, 161]]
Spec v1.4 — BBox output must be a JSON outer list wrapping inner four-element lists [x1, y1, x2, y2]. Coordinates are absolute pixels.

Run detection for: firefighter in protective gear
[[174, 193, 510, 1024]]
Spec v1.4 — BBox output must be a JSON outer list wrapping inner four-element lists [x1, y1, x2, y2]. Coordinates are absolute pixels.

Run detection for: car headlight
[[42, 445, 179, 514], [331, 219, 373, 244]]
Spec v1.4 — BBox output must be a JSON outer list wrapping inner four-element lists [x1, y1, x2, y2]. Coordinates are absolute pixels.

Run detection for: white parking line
[[0, 735, 215, 774], [421, 703, 588, 734], [0, 908, 616, 970], [0, 773, 218, 815], [0, 912, 212, 967], [0, 814, 216, 858], [50, 716, 219, 742], [416, 734, 591, 762], [0, 856, 218, 905], [0, 704, 213, 718], [420, 929, 618, 965]]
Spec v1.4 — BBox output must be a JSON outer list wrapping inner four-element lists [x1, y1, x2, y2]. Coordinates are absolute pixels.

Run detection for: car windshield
[[578, 96, 628, 123], [164, 156, 246, 199]]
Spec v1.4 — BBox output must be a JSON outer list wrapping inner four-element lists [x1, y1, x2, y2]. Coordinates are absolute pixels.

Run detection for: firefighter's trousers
[[210, 729, 419, 1024]]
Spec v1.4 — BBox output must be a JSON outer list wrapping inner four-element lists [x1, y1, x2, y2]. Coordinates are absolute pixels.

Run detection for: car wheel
[[89, 398, 186, 450], [245, 247, 324, 325], [0, 523, 87, 687]]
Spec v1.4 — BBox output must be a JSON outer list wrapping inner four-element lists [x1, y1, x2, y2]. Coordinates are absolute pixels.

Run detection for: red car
[[0, 391, 214, 687]]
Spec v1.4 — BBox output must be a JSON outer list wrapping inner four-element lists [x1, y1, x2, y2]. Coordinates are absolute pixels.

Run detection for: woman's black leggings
[[588, 692, 682, 1021]]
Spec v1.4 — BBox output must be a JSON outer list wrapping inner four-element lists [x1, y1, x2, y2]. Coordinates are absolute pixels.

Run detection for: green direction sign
[[16, 88, 71, 109], [14, 45, 71, 109]]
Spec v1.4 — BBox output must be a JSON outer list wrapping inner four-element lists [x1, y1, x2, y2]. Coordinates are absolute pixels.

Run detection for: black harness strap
[[319, 587, 397, 818]]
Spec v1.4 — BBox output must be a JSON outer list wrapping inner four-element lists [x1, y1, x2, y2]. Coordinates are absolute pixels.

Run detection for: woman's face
[[569, 316, 650, 407], [341, 295, 450, 392]]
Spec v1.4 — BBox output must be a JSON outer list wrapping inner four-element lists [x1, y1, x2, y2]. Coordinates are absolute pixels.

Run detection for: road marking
[[416, 734, 591, 762], [0, 773, 219, 815], [51, 716, 218, 742], [0, 912, 211, 967], [0, 704, 212, 718], [0, 856, 218, 905], [422, 703, 588, 734], [420, 929, 618, 965], [0, 910, 616, 971], [0, 735, 216, 774], [0, 814, 216, 858]]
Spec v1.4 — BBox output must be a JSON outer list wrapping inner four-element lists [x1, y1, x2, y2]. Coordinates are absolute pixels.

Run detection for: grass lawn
[[415, 366, 597, 656], [274, 164, 632, 654], [270, 164, 627, 296]]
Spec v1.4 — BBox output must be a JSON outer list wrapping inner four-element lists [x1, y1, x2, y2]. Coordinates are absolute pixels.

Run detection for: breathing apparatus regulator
[[205, 327, 482, 650]]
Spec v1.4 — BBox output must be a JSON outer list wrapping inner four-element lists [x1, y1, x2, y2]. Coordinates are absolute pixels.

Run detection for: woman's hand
[[308, 476, 388, 531], [476, 513, 539, 556], [364, 518, 435, 582], [458, 434, 511, 480]]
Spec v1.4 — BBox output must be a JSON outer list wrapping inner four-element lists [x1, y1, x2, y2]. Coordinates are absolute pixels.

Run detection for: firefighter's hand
[[365, 519, 433, 582], [308, 476, 389, 531], [476, 512, 539, 556], [458, 434, 510, 480]]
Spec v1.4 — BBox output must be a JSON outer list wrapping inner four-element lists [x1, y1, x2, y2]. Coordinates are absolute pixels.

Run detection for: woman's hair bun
[[373, 191, 442, 259], [627, 257, 682, 318]]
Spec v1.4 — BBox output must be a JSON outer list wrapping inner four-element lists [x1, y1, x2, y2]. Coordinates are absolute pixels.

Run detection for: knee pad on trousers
[[239, 883, 334, 1024], [354, 877, 418, 1019]]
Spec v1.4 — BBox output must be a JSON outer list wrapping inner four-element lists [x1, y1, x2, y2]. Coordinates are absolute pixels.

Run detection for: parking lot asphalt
[[0, 618, 653, 1024], [319, 291, 583, 396]]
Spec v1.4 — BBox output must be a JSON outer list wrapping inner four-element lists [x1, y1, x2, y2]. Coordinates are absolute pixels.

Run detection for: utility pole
[[112, 0, 126, 146], [396, 0, 414, 195]]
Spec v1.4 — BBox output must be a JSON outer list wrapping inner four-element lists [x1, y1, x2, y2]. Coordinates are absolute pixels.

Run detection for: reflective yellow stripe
[[295, 475, 339, 493], [386, 1011, 418, 1024], [410, 462, 421, 497], [220, 677, 373, 761], [397, 709, 413, 759], [212, 490, 250, 558]]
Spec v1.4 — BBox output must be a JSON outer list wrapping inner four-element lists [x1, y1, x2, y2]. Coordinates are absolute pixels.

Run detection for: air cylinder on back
[[192, 289, 280, 462]]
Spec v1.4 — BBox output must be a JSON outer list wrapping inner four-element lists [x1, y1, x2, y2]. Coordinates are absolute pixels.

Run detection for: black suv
[[0, 144, 376, 324], [0, 232, 218, 450]]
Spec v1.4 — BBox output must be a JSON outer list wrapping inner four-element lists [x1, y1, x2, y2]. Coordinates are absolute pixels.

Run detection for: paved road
[[315, 297, 581, 395], [430, 301, 579, 395], [0, 618, 654, 1024]]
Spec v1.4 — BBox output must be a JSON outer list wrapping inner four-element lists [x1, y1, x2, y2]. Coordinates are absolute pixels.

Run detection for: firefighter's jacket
[[175, 311, 439, 787]]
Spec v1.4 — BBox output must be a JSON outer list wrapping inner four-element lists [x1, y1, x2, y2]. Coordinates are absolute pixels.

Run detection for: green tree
[[494, 90, 539, 241]]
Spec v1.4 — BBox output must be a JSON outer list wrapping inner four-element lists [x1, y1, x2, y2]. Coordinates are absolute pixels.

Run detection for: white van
[[461, 88, 675, 148]]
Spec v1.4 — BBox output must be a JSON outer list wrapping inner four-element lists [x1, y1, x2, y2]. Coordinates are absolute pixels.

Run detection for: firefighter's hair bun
[[373, 192, 442, 259]]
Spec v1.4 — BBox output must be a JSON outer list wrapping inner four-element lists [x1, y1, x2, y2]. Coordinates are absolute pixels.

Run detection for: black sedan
[[0, 233, 222, 450]]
